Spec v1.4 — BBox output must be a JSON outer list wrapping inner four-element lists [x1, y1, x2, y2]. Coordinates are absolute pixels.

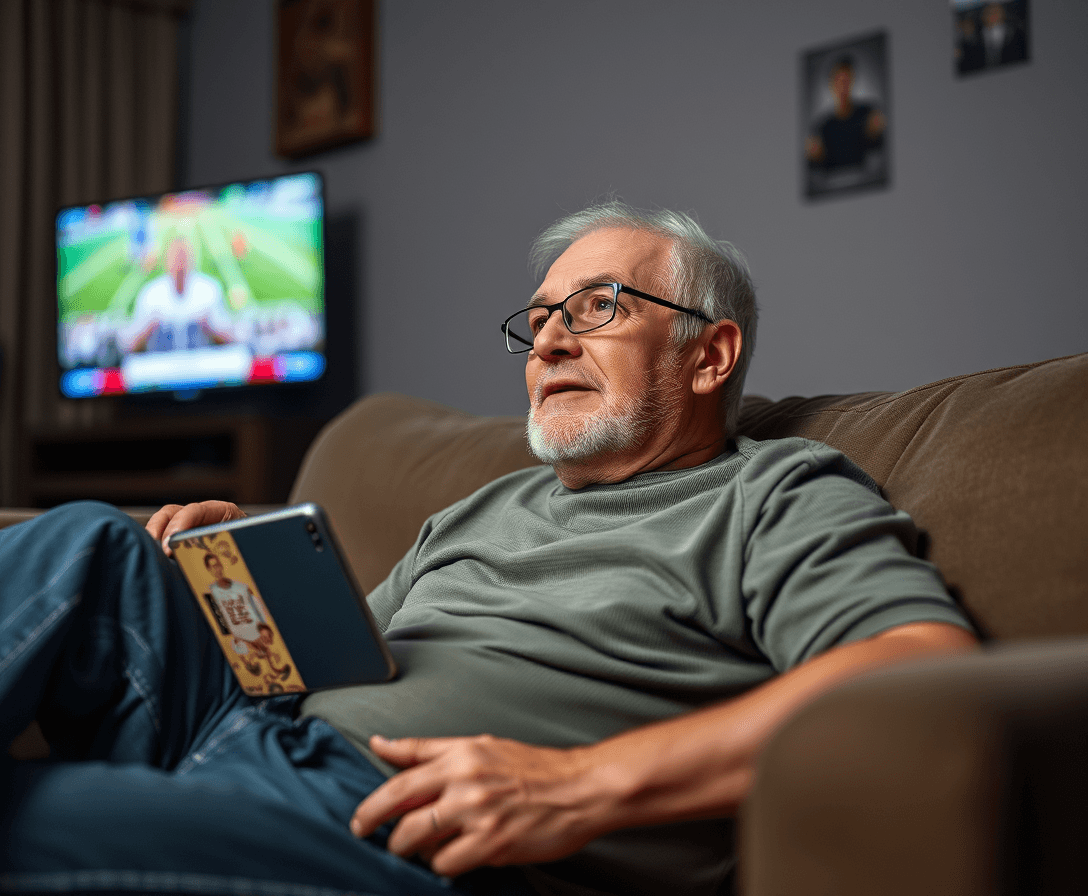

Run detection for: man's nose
[[531, 311, 582, 359]]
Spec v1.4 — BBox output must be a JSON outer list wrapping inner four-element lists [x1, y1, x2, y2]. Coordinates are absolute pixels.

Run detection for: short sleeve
[[741, 441, 973, 671]]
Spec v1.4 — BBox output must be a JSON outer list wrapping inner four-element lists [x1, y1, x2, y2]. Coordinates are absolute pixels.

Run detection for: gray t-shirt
[[301, 436, 972, 896]]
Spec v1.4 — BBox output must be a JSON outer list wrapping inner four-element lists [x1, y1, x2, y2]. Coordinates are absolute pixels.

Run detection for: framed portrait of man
[[952, 0, 1030, 77], [801, 31, 890, 200]]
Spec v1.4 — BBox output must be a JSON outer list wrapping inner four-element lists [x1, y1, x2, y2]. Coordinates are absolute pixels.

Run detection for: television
[[55, 171, 326, 400]]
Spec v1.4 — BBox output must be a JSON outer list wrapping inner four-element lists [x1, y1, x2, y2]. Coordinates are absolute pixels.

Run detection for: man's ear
[[690, 320, 742, 396]]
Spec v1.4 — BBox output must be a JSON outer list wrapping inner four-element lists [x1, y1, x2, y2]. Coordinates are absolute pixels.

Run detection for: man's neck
[[552, 437, 729, 490]]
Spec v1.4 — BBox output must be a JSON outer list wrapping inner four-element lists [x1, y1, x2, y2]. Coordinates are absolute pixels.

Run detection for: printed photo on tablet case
[[173, 531, 308, 695]]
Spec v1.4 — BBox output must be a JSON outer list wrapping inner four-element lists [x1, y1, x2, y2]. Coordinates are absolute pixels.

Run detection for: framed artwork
[[801, 31, 890, 200], [952, 0, 1029, 77], [275, 0, 376, 159]]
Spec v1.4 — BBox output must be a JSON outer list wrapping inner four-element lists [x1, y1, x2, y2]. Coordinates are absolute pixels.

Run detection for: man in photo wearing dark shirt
[[806, 54, 886, 174]]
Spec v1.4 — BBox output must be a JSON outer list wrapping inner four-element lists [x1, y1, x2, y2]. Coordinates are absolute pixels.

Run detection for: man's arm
[[350, 621, 977, 877]]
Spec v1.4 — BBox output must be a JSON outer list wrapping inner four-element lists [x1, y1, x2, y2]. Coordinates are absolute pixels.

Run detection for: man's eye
[[592, 297, 615, 313], [529, 314, 548, 332]]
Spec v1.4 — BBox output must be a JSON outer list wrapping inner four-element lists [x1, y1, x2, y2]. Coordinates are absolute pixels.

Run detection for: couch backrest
[[291, 353, 1088, 641]]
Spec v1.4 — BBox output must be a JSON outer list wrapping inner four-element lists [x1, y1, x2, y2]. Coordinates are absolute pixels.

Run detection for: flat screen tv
[[55, 171, 326, 399]]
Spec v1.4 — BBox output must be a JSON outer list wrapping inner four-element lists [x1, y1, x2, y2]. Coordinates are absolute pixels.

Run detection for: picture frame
[[952, 0, 1030, 77], [275, 0, 376, 159], [801, 31, 890, 200]]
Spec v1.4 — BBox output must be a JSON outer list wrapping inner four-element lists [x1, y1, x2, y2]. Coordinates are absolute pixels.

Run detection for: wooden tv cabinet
[[21, 415, 322, 509]]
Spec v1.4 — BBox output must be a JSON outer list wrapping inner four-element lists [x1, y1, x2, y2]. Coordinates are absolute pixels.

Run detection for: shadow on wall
[[322, 208, 363, 417]]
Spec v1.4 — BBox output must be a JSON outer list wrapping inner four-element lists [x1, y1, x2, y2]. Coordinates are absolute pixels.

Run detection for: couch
[[3, 352, 1086, 895]]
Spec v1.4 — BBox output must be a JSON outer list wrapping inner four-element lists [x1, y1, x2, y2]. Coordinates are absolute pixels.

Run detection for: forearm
[[565, 622, 979, 831]]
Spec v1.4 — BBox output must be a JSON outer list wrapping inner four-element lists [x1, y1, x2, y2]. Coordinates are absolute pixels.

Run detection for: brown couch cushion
[[291, 353, 1087, 641]]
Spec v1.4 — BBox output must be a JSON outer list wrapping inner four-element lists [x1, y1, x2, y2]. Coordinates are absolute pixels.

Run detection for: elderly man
[[0, 203, 975, 896]]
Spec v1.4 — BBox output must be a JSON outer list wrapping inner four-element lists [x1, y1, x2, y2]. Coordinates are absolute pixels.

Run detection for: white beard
[[526, 396, 650, 465], [525, 354, 684, 466]]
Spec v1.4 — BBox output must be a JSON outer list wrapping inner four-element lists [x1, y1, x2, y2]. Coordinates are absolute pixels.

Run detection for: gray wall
[[185, 0, 1088, 417]]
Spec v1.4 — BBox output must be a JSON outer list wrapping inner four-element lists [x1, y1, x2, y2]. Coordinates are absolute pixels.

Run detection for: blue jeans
[[0, 502, 530, 896]]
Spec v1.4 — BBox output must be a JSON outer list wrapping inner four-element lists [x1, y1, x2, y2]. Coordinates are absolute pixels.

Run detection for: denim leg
[[0, 506, 533, 895], [1, 707, 532, 896], [0, 501, 248, 767]]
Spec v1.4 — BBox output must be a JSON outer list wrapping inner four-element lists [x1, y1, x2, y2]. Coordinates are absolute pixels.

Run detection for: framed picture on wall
[[952, 0, 1029, 77], [801, 31, 890, 200], [275, 0, 377, 159]]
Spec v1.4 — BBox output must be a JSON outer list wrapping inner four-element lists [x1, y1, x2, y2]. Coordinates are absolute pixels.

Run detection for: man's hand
[[145, 500, 246, 556], [349, 734, 605, 878]]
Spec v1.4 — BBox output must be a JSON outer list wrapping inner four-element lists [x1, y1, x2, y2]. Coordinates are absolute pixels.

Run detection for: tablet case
[[169, 504, 396, 696]]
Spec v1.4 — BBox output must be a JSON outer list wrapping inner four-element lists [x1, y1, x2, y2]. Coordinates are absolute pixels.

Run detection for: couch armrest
[[739, 638, 1088, 896], [0, 509, 42, 530], [0, 507, 162, 531]]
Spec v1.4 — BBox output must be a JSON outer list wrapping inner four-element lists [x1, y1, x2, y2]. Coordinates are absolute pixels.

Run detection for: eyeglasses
[[501, 282, 713, 354]]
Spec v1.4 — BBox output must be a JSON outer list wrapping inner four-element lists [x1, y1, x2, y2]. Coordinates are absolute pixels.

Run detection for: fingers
[[388, 804, 460, 865], [350, 734, 590, 876], [350, 779, 440, 840], [430, 827, 515, 879], [351, 735, 480, 841], [145, 500, 245, 555], [350, 739, 452, 838], [145, 505, 185, 554], [383, 785, 532, 877], [369, 733, 441, 768]]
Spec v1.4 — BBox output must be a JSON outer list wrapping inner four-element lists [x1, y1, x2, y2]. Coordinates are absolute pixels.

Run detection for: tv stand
[[22, 415, 323, 509]]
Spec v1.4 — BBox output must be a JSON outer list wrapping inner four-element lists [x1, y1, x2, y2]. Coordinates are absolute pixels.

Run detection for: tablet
[[169, 503, 396, 696]]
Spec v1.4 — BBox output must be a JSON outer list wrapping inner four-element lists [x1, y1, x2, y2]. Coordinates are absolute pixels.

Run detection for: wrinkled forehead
[[540, 226, 676, 298]]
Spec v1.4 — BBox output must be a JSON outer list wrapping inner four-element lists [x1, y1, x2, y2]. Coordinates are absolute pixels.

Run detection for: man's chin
[[525, 407, 640, 466], [526, 421, 580, 463], [527, 410, 591, 462]]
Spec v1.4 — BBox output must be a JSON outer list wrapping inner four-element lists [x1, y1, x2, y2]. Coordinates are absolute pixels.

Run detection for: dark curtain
[[0, 0, 189, 505]]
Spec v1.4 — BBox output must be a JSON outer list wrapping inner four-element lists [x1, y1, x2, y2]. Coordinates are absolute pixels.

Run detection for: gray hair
[[529, 201, 758, 435]]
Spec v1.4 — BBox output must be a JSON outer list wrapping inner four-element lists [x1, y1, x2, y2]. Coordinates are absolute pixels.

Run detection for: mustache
[[531, 365, 604, 406]]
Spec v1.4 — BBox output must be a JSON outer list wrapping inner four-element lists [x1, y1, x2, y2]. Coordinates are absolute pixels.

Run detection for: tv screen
[[56, 171, 326, 399]]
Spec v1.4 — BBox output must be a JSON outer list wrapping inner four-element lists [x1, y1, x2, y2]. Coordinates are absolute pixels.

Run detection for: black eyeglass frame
[[500, 282, 714, 354]]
